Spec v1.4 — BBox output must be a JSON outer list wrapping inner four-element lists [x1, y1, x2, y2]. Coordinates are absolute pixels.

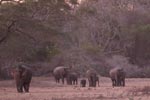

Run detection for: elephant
[[86, 69, 99, 87], [109, 67, 126, 87], [80, 79, 86, 87], [11, 65, 32, 93], [66, 72, 78, 85], [95, 75, 100, 87], [53, 66, 70, 84], [117, 69, 126, 86]]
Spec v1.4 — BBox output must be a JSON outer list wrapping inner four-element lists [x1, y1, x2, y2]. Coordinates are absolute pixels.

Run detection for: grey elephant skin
[[66, 72, 78, 85], [86, 69, 99, 87], [80, 79, 86, 87], [53, 66, 70, 84], [109, 67, 126, 87], [11, 66, 32, 93]]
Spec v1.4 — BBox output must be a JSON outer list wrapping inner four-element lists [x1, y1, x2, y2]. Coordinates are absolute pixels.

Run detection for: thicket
[[0, 0, 150, 79]]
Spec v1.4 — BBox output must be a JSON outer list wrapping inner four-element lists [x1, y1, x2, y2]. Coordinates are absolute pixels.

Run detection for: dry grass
[[129, 86, 150, 96], [0, 77, 150, 100]]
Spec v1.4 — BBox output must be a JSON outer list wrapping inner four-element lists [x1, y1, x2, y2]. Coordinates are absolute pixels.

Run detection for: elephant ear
[[10, 69, 15, 78], [10, 68, 21, 79]]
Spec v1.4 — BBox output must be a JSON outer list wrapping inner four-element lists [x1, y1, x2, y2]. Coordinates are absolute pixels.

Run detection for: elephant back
[[86, 69, 97, 77], [53, 66, 69, 77], [109, 67, 123, 79], [67, 72, 78, 79], [11, 65, 32, 83], [21, 67, 32, 82]]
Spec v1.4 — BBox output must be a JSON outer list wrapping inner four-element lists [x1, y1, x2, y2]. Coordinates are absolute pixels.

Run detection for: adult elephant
[[66, 72, 78, 85], [86, 69, 99, 87], [11, 65, 32, 93], [109, 67, 126, 87], [53, 66, 70, 84]]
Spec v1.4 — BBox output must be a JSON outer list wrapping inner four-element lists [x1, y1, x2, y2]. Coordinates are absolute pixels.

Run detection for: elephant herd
[[11, 65, 126, 93], [53, 66, 125, 88], [53, 66, 78, 85]]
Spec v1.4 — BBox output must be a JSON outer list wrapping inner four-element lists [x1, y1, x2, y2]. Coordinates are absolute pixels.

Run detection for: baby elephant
[[80, 79, 86, 87], [11, 65, 32, 93]]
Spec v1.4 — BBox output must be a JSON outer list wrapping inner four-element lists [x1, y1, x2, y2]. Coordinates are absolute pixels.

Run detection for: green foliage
[[77, 6, 97, 16], [46, 43, 60, 58], [82, 43, 101, 54], [25, 42, 60, 62], [132, 24, 150, 34], [1, 0, 150, 77]]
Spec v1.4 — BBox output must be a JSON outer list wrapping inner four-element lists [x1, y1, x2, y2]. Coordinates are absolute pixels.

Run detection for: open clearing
[[0, 77, 150, 100]]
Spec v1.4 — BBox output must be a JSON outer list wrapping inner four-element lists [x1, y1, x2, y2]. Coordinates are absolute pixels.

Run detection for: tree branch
[[102, 32, 117, 52], [0, 20, 16, 45], [15, 28, 37, 42]]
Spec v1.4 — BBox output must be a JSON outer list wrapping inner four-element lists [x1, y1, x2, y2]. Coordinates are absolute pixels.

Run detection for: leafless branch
[[15, 28, 37, 42], [0, 20, 16, 45]]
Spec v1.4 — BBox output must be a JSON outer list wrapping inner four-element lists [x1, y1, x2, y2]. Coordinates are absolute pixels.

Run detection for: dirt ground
[[0, 77, 150, 100]]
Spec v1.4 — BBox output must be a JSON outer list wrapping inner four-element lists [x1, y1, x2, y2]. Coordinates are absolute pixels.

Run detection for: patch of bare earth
[[0, 77, 150, 100]]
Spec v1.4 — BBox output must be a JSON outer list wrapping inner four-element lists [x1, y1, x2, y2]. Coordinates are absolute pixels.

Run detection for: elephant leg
[[115, 79, 119, 86], [115, 80, 117, 86], [71, 80, 73, 85], [23, 83, 30, 92], [18, 85, 23, 93], [90, 77, 94, 87], [57, 79, 59, 83], [74, 80, 76, 85], [23, 83, 27, 92], [113, 81, 115, 87], [88, 79, 92, 87], [119, 80, 123, 86], [89, 77, 95, 87], [73, 80, 75, 85], [93, 80, 96, 87], [97, 80, 100, 87], [67, 77, 71, 85], [55, 76, 59, 83], [57, 78, 59, 83], [76, 79, 78, 85], [17, 85, 23, 93], [116, 79, 120, 86], [72, 80, 73, 85], [62, 77, 64, 84], [116, 79, 119, 86], [70, 81, 72, 85], [118, 79, 122, 86], [16, 81, 23, 93], [111, 79, 115, 87], [68, 80, 71, 85], [89, 80, 93, 87], [122, 79, 125, 86]]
